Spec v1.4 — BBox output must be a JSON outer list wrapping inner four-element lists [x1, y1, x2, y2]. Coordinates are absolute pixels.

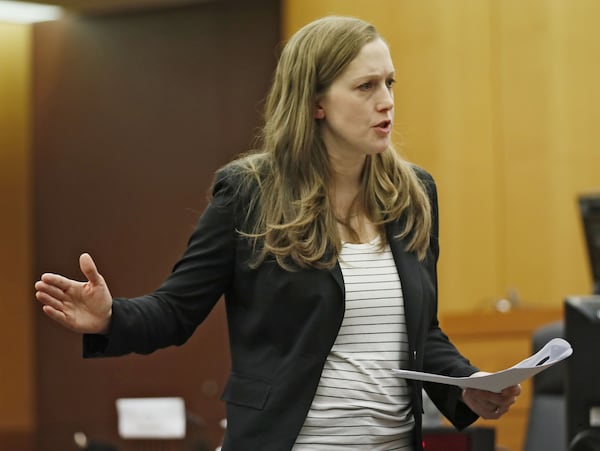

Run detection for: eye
[[386, 78, 396, 89], [358, 81, 372, 91]]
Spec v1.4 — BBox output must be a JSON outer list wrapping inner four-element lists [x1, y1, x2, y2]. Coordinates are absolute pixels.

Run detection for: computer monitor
[[579, 193, 600, 295], [565, 295, 600, 448]]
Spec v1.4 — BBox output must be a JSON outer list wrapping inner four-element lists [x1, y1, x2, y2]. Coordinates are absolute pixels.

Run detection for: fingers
[[35, 274, 75, 311], [486, 391, 518, 411], [35, 277, 71, 325], [35, 268, 81, 310], [34, 254, 113, 334], [79, 253, 103, 285], [36, 253, 100, 294], [463, 389, 504, 419], [488, 403, 503, 418], [491, 385, 521, 415], [39, 272, 75, 292], [462, 385, 521, 419], [35, 278, 67, 300], [502, 384, 522, 397], [35, 282, 67, 312], [41, 304, 67, 324]]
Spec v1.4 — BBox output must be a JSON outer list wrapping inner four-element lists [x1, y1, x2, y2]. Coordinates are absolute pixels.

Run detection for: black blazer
[[84, 164, 479, 450]]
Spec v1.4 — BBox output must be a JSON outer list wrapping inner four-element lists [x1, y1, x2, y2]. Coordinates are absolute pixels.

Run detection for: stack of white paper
[[393, 337, 573, 393]]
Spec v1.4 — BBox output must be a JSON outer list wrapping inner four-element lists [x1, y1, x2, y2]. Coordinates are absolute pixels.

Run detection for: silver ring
[[493, 406, 500, 414]]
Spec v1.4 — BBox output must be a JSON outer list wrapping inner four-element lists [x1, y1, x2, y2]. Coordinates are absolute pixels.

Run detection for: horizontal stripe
[[294, 240, 414, 450]]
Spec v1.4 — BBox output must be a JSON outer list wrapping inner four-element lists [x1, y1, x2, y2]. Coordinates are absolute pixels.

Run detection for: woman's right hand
[[35, 253, 113, 334]]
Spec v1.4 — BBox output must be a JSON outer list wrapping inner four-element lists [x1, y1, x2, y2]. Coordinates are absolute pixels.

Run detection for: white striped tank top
[[293, 237, 414, 450]]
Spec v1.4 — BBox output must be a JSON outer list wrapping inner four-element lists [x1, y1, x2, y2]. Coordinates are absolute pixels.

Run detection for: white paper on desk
[[392, 337, 572, 393], [115, 397, 186, 439]]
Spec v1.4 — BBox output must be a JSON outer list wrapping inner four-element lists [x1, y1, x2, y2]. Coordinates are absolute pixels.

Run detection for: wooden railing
[[440, 308, 563, 451]]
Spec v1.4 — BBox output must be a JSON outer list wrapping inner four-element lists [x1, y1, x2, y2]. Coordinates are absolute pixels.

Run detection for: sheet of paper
[[115, 397, 186, 439], [392, 337, 572, 393]]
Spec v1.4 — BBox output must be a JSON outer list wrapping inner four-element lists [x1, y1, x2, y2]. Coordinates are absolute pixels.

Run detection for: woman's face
[[316, 38, 395, 166]]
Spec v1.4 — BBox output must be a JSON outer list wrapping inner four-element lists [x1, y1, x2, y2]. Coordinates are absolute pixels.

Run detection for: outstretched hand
[[461, 372, 522, 419], [35, 253, 113, 334]]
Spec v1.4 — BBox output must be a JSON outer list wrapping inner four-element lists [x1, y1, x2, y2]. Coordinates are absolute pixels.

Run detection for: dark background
[[29, 1, 280, 449]]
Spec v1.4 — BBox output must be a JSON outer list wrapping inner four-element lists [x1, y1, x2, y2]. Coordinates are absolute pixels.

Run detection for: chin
[[370, 144, 390, 155]]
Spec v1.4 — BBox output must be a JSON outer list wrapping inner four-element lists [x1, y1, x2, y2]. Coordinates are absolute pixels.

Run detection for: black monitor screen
[[579, 193, 600, 295], [565, 295, 600, 447]]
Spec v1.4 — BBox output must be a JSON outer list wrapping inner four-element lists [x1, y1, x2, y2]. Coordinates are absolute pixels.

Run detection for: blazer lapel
[[326, 225, 424, 358], [328, 262, 345, 296], [386, 224, 423, 363]]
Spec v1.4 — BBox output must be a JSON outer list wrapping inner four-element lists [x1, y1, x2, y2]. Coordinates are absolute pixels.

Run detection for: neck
[[327, 152, 367, 219], [330, 173, 360, 214], [328, 149, 365, 185]]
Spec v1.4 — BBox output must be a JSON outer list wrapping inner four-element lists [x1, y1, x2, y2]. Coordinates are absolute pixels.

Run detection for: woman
[[35, 16, 520, 451]]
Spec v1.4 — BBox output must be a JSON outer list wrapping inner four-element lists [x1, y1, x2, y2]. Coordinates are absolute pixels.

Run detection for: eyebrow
[[350, 71, 396, 82]]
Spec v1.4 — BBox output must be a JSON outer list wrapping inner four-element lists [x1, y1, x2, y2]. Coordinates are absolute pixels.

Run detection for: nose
[[376, 85, 394, 111]]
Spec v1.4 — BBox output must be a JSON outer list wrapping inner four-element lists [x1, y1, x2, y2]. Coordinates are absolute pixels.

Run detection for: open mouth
[[374, 120, 392, 130]]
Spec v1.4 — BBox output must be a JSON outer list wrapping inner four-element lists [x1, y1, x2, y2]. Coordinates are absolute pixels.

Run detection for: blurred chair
[[524, 320, 567, 451], [569, 429, 600, 451]]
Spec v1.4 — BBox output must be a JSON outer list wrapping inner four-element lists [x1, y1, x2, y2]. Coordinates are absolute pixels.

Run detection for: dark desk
[[423, 426, 495, 451]]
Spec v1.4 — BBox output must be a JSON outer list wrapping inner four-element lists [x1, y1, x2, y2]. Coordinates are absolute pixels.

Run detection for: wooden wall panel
[[31, 2, 279, 449], [491, 0, 600, 306], [282, 0, 501, 313], [282, 0, 600, 315], [0, 22, 35, 446], [440, 308, 562, 451], [283, 2, 600, 450]]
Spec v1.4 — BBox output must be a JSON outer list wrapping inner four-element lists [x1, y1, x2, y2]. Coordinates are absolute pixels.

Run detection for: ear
[[314, 107, 325, 119]]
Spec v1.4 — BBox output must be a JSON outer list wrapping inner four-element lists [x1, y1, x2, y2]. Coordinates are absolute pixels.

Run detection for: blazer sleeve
[[83, 167, 238, 357], [414, 167, 480, 429]]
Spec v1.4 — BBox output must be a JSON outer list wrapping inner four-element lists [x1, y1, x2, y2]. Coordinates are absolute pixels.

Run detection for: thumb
[[79, 253, 103, 285]]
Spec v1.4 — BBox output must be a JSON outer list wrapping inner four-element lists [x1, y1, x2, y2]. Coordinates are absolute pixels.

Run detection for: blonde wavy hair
[[228, 16, 432, 269]]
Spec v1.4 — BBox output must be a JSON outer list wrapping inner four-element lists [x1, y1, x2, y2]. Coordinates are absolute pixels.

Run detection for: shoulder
[[409, 164, 437, 201], [212, 155, 263, 196], [410, 163, 435, 185], [213, 159, 246, 191], [210, 154, 268, 222]]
